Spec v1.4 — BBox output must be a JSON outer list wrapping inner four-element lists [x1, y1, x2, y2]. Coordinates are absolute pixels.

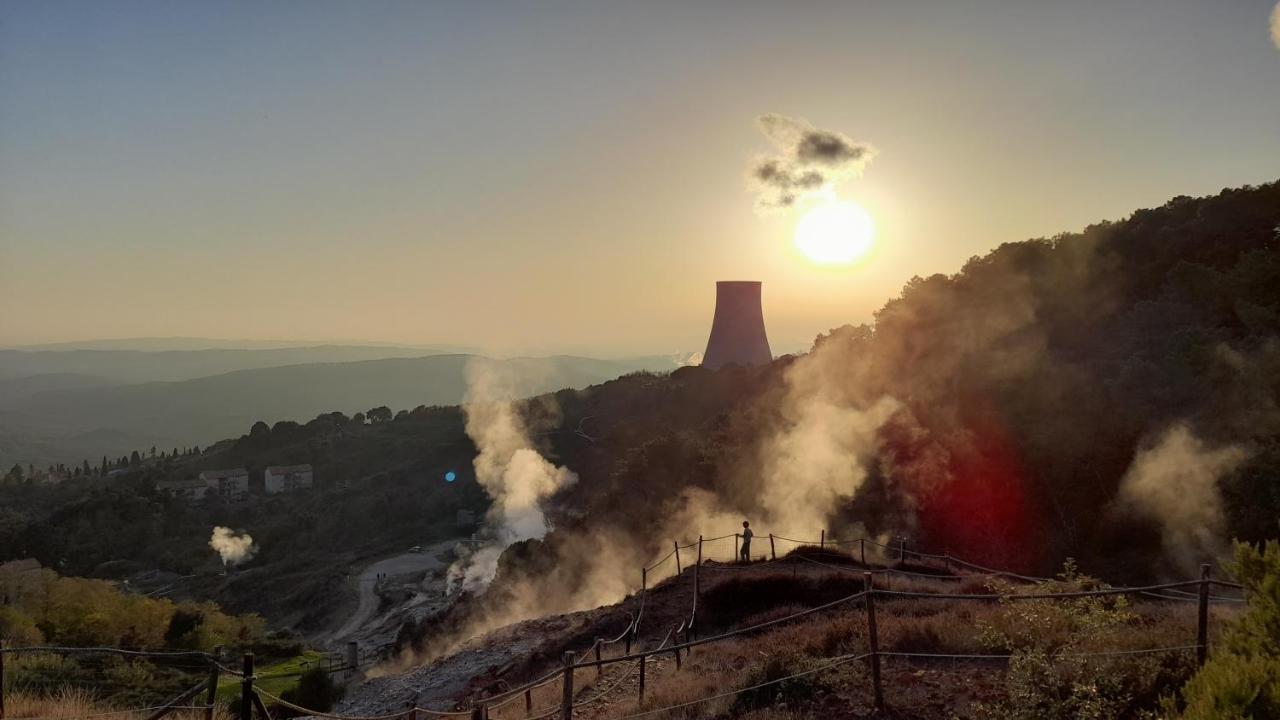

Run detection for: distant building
[[157, 477, 209, 501], [198, 468, 250, 501], [264, 464, 314, 494]]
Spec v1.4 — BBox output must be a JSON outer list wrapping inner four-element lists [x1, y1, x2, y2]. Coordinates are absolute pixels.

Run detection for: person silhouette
[[740, 520, 753, 563]]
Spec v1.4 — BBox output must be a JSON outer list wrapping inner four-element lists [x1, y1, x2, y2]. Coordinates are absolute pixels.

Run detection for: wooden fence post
[[594, 638, 603, 678], [693, 536, 702, 631], [559, 651, 575, 720], [1197, 564, 1211, 666], [860, 538, 866, 566], [637, 654, 646, 702], [673, 627, 683, 670], [674, 541, 682, 575], [524, 687, 532, 717], [240, 653, 255, 720], [863, 573, 884, 712], [734, 533, 739, 562], [769, 533, 776, 560], [204, 655, 220, 720], [470, 702, 483, 720], [820, 529, 825, 549]]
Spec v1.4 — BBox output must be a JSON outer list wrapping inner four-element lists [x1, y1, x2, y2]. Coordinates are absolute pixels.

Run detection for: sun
[[794, 197, 876, 265]]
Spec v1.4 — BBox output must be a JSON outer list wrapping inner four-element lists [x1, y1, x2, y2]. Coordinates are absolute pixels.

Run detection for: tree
[[149, 446, 156, 458], [367, 406, 393, 424], [100, 456, 109, 475], [352, 412, 366, 425], [249, 421, 271, 439], [129, 451, 141, 467], [4, 464, 21, 483], [164, 608, 203, 648], [82, 460, 91, 476]]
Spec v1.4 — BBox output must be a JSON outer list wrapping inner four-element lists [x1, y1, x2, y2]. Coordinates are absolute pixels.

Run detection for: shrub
[[1167, 539, 1280, 719], [281, 667, 343, 712]]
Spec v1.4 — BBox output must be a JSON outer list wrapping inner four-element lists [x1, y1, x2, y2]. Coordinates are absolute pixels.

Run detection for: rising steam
[[1272, 2, 1280, 50], [209, 526, 256, 566], [1115, 424, 1248, 573], [749, 114, 876, 210], [448, 358, 577, 593]]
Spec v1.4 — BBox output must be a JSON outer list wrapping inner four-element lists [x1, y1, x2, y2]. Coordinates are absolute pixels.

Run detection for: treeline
[[0, 562, 263, 651]]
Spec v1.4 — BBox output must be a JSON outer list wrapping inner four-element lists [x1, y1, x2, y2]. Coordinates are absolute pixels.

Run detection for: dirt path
[[329, 541, 455, 643]]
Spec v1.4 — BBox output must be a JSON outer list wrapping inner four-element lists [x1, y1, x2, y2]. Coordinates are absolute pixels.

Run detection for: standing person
[[739, 521, 753, 563]]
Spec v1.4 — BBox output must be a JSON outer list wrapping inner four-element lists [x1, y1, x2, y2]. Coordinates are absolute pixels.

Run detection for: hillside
[[0, 182, 1276, 718], [0, 353, 680, 468]]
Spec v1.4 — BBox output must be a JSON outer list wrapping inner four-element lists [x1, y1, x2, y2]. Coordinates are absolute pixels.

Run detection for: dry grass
[[562, 566, 1237, 719], [2, 689, 232, 720]]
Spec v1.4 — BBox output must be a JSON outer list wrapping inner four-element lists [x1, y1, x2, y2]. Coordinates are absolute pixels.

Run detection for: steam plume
[[1272, 2, 1280, 50], [749, 114, 876, 210], [209, 526, 256, 566], [1115, 424, 1247, 573], [448, 358, 577, 593]]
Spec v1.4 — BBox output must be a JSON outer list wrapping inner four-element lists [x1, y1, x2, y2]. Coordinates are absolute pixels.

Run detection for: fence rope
[[0, 645, 212, 659]]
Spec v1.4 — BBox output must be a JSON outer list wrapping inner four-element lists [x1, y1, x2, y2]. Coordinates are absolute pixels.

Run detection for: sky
[[2, 1, 1279, 356]]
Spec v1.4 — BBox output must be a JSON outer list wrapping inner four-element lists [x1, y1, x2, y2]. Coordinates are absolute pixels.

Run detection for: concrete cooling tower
[[701, 281, 773, 370]]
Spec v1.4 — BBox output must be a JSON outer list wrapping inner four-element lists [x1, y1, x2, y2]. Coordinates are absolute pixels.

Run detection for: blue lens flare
[[444, 471, 457, 483]]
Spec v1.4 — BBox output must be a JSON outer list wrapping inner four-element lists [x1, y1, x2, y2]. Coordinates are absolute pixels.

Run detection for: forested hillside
[[1, 183, 1276, 633]]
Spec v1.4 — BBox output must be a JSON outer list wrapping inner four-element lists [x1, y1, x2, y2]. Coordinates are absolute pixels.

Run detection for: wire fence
[[0, 527, 1253, 719]]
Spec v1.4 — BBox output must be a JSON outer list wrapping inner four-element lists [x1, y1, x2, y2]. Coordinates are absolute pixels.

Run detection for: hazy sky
[[2, 1, 1278, 356]]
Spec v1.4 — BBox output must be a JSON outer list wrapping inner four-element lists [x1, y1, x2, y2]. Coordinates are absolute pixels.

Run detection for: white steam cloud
[[749, 114, 876, 211], [758, 360, 900, 535], [1115, 424, 1247, 574], [1272, 2, 1280, 49], [209, 526, 256, 566], [448, 359, 577, 593]]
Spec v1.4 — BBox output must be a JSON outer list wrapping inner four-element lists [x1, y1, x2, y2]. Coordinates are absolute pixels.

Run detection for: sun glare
[[794, 197, 876, 265]]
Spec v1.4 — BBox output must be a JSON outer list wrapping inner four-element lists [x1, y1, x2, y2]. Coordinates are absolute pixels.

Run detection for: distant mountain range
[[0, 350, 683, 468], [0, 344, 470, 384]]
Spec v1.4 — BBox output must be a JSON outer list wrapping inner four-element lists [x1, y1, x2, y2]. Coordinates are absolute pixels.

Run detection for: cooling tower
[[702, 281, 773, 370]]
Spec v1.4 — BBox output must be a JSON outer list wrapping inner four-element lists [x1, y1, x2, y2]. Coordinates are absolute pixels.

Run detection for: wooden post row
[[863, 573, 885, 712]]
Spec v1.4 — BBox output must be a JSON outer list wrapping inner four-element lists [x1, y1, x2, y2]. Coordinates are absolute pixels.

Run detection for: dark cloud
[[748, 114, 875, 210]]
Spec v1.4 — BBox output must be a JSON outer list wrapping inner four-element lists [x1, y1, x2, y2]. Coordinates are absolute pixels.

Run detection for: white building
[[264, 464, 314, 494], [198, 468, 250, 501]]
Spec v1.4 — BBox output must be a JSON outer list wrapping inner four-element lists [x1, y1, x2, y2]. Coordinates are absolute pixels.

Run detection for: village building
[[198, 468, 250, 501], [264, 464, 314, 494], [156, 477, 209, 501]]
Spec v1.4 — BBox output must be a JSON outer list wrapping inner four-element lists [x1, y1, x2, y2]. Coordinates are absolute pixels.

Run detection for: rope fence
[[0, 526, 1253, 720]]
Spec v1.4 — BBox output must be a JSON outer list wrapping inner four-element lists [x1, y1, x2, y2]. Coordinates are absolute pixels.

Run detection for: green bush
[[280, 667, 343, 712], [1168, 540, 1280, 719]]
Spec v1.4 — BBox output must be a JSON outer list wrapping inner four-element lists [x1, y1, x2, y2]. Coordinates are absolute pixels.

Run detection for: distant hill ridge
[[0, 353, 679, 468]]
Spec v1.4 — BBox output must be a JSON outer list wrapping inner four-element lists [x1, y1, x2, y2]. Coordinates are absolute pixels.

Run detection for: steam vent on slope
[[701, 280, 773, 369]]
